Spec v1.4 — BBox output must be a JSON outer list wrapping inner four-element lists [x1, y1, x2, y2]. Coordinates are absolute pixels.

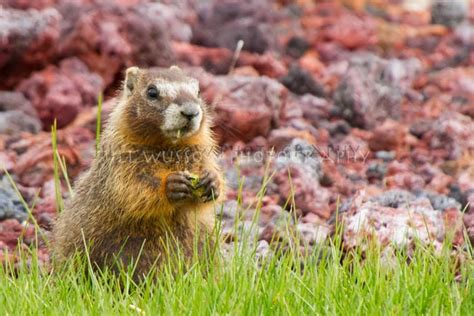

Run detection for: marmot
[[53, 66, 224, 278]]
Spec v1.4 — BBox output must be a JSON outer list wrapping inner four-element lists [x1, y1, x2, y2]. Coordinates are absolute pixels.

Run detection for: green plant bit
[[189, 174, 205, 198]]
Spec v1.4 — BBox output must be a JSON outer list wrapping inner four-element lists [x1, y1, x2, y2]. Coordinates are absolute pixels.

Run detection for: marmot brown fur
[[53, 66, 223, 279]]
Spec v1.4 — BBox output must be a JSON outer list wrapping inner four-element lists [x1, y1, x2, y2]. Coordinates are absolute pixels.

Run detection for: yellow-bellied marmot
[[53, 66, 224, 279]]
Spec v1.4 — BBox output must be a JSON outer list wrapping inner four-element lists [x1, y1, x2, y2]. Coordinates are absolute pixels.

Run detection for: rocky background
[[0, 0, 473, 264]]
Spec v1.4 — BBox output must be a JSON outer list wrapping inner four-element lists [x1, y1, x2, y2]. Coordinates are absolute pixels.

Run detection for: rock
[[124, 3, 176, 68], [385, 172, 426, 191], [173, 43, 233, 74], [255, 240, 272, 261], [174, 43, 287, 77], [428, 112, 474, 160], [57, 5, 131, 87], [431, 0, 468, 28], [0, 91, 41, 134], [268, 128, 316, 152], [0, 219, 25, 251], [0, 111, 42, 135], [0, 7, 61, 88], [296, 223, 331, 246], [366, 162, 387, 181], [209, 75, 287, 143], [279, 65, 325, 97], [58, 2, 176, 86], [237, 52, 287, 78], [322, 14, 377, 49], [192, 0, 280, 53], [285, 36, 310, 59], [1, 0, 58, 9], [285, 94, 331, 128], [464, 212, 474, 245], [342, 190, 464, 254], [17, 58, 104, 129], [333, 54, 420, 129], [375, 151, 395, 162], [271, 139, 331, 219], [0, 175, 28, 222], [414, 190, 462, 212], [0, 91, 38, 117], [368, 120, 408, 152], [11, 126, 94, 187]]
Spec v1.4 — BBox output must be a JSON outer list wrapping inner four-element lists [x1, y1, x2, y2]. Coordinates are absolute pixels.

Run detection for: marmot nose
[[180, 109, 199, 120]]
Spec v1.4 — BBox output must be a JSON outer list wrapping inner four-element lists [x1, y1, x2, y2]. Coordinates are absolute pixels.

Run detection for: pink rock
[[323, 14, 377, 49], [341, 190, 464, 255], [17, 58, 104, 129], [192, 0, 280, 53], [385, 172, 426, 191], [464, 212, 474, 245], [427, 112, 474, 160]]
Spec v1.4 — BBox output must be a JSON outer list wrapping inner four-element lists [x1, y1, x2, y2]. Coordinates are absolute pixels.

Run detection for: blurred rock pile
[[0, 0, 473, 264]]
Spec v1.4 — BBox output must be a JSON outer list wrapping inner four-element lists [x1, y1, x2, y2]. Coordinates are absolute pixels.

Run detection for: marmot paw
[[165, 172, 195, 203], [197, 170, 220, 202]]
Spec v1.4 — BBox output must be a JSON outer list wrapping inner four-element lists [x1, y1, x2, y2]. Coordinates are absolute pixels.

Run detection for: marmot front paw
[[196, 170, 220, 202], [165, 172, 195, 203]]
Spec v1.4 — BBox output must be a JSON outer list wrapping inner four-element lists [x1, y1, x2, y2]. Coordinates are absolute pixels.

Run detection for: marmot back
[[53, 66, 224, 279]]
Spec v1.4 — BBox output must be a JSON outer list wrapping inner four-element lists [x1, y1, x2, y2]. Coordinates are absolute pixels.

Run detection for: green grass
[[0, 97, 473, 315], [0, 227, 473, 315]]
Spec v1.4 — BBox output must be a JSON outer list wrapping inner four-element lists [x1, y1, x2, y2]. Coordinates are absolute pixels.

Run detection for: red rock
[[323, 14, 377, 49], [1, 0, 59, 9], [58, 2, 177, 86], [0, 7, 61, 88], [368, 120, 408, 152], [58, 7, 131, 87], [206, 75, 287, 143], [237, 52, 287, 78], [173, 42, 233, 74], [232, 66, 260, 77], [11, 127, 94, 187], [17, 58, 104, 129]]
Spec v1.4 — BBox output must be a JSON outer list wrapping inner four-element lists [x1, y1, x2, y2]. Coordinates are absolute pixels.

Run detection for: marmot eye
[[147, 86, 159, 99]]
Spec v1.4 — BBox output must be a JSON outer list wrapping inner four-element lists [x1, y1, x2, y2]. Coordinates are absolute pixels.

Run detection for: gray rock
[[0, 176, 28, 222], [431, 0, 468, 28], [333, 54, 421, 129], [0, 110, 41, 134], [192, 0, 281, 53], [414, 191, 462, 212]]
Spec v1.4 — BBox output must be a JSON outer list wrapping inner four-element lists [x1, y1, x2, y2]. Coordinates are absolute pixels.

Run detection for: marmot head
[[120, 66, 208, 144]]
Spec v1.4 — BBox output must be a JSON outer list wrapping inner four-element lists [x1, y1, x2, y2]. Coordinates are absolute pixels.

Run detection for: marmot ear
[[125, 66, 140, 96]]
